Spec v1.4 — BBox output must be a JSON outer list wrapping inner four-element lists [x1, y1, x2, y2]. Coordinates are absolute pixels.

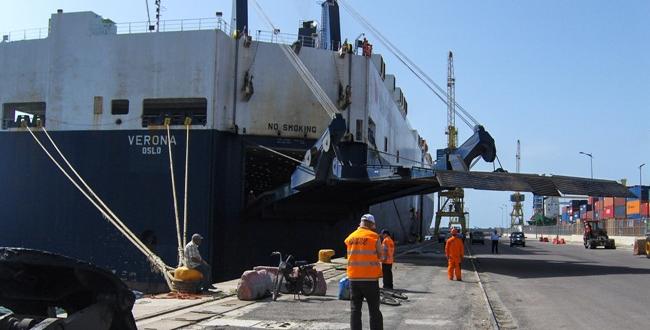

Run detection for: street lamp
[[579, 152, 593, 179], [639, 163, 645, 186], [499, 206, 505, 231], [641, 163, 647, 222]]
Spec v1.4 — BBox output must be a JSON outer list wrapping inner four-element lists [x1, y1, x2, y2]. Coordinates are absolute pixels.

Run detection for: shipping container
[[603, 206, 614, 218], [641, 202, 649, 218], [614, 205, 626, 218], [614, 197, 626, 207], [628, 186, 649, 201], [628, 213, 641, 220], [627, 200, 640, 215], [593, 201, 601, 212], [604, 197, 614, 207]]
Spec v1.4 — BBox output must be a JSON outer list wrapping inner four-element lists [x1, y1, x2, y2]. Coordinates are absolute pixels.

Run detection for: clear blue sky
[[2, 1, 649, 228]]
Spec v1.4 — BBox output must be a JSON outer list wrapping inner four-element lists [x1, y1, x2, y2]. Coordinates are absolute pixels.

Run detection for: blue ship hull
[[0, 129, 359, 291]]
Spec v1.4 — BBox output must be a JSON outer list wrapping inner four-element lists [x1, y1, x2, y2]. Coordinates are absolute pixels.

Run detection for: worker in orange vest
[[380, 229, 395, 289], [344, 214, 383, 330], [445, 228, 465, 281]]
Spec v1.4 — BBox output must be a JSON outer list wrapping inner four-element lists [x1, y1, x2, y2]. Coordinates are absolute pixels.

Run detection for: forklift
[[583, 219, 616, 249]]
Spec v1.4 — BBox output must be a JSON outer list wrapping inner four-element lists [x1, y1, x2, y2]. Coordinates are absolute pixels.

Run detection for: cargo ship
[[0, 1, 435, 290]]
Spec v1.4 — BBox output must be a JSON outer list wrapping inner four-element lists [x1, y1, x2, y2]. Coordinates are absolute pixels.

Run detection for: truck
[[583, 220, 615, 249]]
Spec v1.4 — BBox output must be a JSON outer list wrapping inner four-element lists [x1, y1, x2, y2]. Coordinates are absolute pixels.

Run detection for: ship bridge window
[[112, 99, 129, 115], [141, 98, 207, 127], [2, 102, 46, 129]]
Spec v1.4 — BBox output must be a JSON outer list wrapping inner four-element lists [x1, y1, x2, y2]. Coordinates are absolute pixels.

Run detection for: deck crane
[[433, 51, 468, 238], [510, 140, 525, 230]]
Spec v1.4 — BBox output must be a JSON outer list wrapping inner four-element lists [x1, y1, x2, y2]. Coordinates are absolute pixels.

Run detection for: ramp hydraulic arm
[[436, 125, 496, 171]]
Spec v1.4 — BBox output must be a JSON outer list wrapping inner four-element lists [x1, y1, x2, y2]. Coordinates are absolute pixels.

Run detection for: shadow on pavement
[[467, 241, 650, 279]]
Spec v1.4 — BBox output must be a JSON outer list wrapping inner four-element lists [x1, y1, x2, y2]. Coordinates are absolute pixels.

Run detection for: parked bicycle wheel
[[300, 271, 318, 296], [272, 275, 283, 301], [382, 289, 408, 300], [379, 293, 401, 306]]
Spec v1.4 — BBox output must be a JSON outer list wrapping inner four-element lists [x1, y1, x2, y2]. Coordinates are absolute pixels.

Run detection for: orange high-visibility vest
[[345, 227, 382, 280], [381, 237, 395, 264]]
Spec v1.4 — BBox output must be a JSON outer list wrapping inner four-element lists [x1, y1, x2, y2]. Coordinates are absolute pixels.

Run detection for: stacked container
[[627, 185, 649, 220], [614, 197, 626, 219]]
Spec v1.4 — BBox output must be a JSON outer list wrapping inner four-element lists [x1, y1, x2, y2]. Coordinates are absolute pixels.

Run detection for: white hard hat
[[360, 214, 375, 223]]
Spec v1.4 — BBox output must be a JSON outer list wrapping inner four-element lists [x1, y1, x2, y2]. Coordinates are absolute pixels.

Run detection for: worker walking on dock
[[490, 230, 500, 254], [380, 229, 395, 289], [445, 228, 464, 281], [345, 214, 383, 330], [184, 233, 215, 292]]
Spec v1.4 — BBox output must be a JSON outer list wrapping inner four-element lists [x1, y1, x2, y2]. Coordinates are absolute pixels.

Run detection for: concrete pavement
[[470, 239, 650, 329], [135, 242, 496, 329]]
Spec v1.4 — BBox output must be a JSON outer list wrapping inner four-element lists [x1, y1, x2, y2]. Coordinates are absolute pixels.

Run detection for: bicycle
[[271, 252, 318, 301]]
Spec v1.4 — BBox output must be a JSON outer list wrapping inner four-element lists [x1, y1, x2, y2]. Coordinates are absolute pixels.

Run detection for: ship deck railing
[[2, 17, 341, 49]]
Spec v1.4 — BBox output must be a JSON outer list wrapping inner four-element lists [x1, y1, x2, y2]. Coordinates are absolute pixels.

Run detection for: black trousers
[[195, 263, 212, 290], [491, 240, 499, 254], [350, 280, 383, 330], [381, 263, 393, 289]]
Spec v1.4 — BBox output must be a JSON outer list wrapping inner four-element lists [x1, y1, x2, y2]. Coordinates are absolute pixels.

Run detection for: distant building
[[532, 195, 559, 218]]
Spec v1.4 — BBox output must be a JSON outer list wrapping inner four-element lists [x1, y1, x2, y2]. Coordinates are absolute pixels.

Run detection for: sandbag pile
[[237, 269, 273, 301]]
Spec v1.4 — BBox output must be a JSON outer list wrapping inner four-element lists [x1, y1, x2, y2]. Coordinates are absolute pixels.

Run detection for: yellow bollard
[[173, 266, 203, 282], [318, 249, 335, 263]]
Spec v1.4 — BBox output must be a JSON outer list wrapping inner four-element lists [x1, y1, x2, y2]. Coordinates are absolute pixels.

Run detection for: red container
[[595, 200, 602, 210], [641, 202, 649, 217], [614, 197, 626, 207], [604, 197, 614, 207], [586, 211, 593, 220], [603, 206, 614, 218]]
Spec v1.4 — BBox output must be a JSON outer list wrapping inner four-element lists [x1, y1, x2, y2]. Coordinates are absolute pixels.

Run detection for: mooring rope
[[25, 123, 173, 289], [182, 119, 191, 249], [166, 122, 184, 267]]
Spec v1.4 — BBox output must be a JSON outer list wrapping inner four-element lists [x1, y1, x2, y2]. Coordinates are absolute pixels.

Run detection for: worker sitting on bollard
[[184, 233, 216, 292], [445, 228, 464, 281]]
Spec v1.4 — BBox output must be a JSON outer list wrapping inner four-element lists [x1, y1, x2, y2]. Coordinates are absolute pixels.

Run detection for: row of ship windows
[[1, 97, 208, 129]]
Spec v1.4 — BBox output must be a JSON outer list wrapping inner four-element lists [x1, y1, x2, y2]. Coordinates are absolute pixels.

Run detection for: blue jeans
[[194, 263, 212, 290]]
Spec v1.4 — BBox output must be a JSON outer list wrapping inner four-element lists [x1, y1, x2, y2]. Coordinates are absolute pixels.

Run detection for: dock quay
[[134, 242, 495, 329]]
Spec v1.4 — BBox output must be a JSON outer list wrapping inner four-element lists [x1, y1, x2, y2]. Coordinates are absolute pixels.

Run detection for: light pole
[[579, 151, 593, 179], [641, 163, 646, 222], [499, 206, 505, 231], [639, 163, 645, 186]]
